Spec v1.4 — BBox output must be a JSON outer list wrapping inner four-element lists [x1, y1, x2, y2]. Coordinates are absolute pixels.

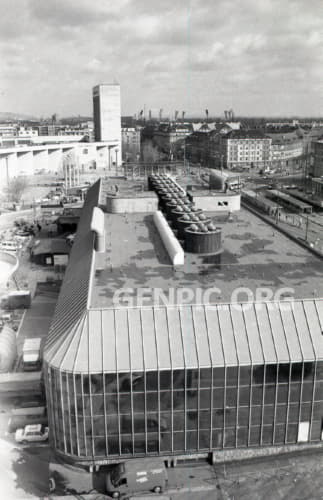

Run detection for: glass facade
[[45, 360, 323, 461]]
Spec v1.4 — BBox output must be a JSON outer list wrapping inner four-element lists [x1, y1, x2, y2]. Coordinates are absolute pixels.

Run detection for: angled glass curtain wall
[[46, 360, 323, 459]]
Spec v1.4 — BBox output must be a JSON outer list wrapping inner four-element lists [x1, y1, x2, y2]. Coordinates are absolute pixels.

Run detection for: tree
[[4, 177, 28, 204]]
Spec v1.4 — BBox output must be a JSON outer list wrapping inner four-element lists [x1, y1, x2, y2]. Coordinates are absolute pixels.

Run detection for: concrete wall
[[106, 195, 158, 213], [191, 193, 241, 212]]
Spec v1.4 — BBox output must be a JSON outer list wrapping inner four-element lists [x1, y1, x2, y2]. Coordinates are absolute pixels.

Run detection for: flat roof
[[90, 208, 323, 308]]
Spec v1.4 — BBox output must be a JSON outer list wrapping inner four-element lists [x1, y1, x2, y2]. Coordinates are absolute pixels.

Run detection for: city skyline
[[0, 0, 322, 118]]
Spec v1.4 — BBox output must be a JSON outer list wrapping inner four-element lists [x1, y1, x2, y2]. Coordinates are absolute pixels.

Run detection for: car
[[15, 424, 49, 444], [0, 240, 19, 253]]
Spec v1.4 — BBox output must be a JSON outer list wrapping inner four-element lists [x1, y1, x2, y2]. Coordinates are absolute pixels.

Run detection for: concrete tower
[[93, 83, 122, 166]]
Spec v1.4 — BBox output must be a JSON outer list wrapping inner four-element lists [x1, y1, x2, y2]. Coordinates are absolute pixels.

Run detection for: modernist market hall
[[43, 180, 323, 468]]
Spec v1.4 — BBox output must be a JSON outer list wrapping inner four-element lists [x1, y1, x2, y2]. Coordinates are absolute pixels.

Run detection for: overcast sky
[[1, 0, 322, 118]]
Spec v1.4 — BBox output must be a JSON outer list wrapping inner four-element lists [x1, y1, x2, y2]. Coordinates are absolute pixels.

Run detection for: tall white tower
[[93, 83, 122, 166]]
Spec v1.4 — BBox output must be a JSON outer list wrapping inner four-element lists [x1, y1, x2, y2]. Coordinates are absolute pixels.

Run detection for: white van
[[0, 241, 19, 253]]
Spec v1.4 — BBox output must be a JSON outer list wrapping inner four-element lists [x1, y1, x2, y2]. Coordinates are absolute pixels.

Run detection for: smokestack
[[205, 109, 209, 122], [159, 109, 163, 121], [182, 111, 185, 121], [175, 110, 178, 122], [148, 109, 152, 120]]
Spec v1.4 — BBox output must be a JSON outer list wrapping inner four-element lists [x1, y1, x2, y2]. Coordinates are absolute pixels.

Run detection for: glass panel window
[[239, 386, 250, 406], [253, 365, 264, 385], [277, 384, 288, 404], [199, 410, 210, 430], [106, 394, 118, 414], [264, 385, 276, 405], [186, 391, 198, 410], [225, 409, 237, 427], [119, 373, 131, 393], [226, 367, 238, 386], [237, 407, 249, 427], [300, 402, 311, 420], [213, 409, 224, 428], [263, 405, 275, 425], [290, 383, 301, 403], [252, 386, 263, 405], [213, 367, 225, 387], [224, 428, 236, 447], [132, 372, 144, 392], [278, 364, 290, 383], [200, 368, 212, 388], [249, 425, 261, 446], [173, 411, 185, 431], [146, 371, 158, 391], [200, 389, 211, 409], [302, 382, 314, 402], [146, 392, 158, 412], [119, 393, 131, 413], [159, 371, 171, 390], [107, 414, 119, 434], [250, 406, 262, 425], [237, 427, 248, 447], [120, 414, 132, 434], [276, 404, 287, 424], [187, 431, 198, 450], [91, 374, 103, 394], [105, 374, 117, 393], [173, 370, 185, 390], [82, 375, 90, 394], [133, 415, 145, 433], [160, 391, 171, 411], [291, 363, 302, 382], [121, 434, 133, 455], [92, 394, 105, 416], [147, 413, 159, 432], [212, 429, 223, 448], [262, 425, 273, 445], [134, 433, 146, 453], [199, 430, 210, 449], [274, 424, 286, 444], [173, 432, 185, 451], [186, 369, 198, 389], [173, 390, 185, 410], [240, 366, 251, 385]]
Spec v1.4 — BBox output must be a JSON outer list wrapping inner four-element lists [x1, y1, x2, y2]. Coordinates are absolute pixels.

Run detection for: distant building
[[153, 124, 192, 159], [267, 129, 304, 167], [93, 84, 122, 165], [220, 130, 272, 170], [122, 127, 141, 162]]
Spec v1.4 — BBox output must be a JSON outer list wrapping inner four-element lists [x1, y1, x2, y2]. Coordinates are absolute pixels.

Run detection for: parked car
[[15, 424, 48, 444], [0, 240, 19, 253]]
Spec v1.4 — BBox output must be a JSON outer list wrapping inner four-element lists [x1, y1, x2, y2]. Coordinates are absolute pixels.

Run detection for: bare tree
[[4, 177, 29, 204]]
